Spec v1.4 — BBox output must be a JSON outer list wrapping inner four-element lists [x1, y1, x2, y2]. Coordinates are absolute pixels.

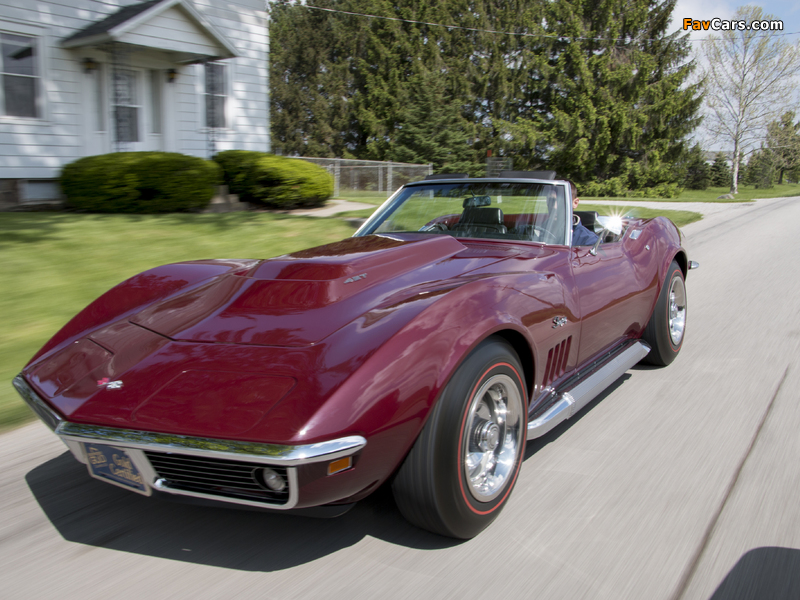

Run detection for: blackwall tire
[[642, 260, 686, 366], [392, 337, 528, 539]]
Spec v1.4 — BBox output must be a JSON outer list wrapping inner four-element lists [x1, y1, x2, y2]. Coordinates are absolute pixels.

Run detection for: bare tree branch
[[700, 5, 800, 193]]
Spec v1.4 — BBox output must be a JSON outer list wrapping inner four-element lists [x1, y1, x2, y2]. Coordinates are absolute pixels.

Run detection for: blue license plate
[[83, 443, 149, 495]]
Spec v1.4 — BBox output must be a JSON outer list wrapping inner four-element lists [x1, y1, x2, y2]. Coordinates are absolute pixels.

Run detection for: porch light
[[167, 68, 178, 82], [82, 57, 98, 73]]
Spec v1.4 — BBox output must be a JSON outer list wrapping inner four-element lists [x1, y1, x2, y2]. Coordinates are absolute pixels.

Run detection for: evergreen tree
[[533, 0, 702, 187], [682, 144, 710, 190], [744, 148, 775, 188], [765, 112, 800, 184], [709, 152, 731, 187], [387, 67, 476, 174], [269, 0, 703, 185], [269, 0, 361, 157]]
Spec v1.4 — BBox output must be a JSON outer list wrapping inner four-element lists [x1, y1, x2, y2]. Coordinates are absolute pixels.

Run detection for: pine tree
[[743, 149, 775, 188], [765, 112, 800, 184], [269, 0, 360, 157], [532, 0, 702, 187], [387, 67, 476, 173], [709, 152, 731, 187], [269, 0, 703, 185], [682, 144, 710, 190]]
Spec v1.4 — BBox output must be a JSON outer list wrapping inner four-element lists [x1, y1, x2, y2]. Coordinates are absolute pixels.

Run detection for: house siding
[[0, 0, 269, 191], [120, 7, 222, 55]]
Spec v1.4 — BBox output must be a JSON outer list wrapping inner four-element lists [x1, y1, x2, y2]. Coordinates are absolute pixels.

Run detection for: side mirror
[[596, 215, 623, 236], [590, 216, 624, 256]]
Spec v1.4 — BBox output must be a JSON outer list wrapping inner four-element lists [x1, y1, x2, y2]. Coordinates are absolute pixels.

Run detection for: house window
[[94, 63, 105, 131], [1, 33, 38, 118], [205, 62, 225, 128], [113, 69, 139, 142], [150, 70, 162, 134]]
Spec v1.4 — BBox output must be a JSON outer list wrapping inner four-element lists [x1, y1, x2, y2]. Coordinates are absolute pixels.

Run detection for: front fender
[[296, 277, 543, 495], [650, 217, 687, 284]]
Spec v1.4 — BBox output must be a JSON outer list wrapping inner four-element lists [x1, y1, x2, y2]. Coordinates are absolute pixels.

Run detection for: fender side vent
[[543, 336, 572, 386]]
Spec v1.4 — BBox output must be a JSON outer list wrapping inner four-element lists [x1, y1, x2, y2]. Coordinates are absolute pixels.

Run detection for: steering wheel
[[533, 226, 559, 244], [419, 222, 449, 232]]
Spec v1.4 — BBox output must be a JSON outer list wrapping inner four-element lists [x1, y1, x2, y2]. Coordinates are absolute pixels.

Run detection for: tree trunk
[[731, 142, 740, 194]]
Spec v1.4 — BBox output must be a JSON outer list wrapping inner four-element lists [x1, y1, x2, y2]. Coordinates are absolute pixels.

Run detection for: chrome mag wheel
[[463, 373, 524, 502], [668, 275, 687, 347], [392, 337, 528, 538]]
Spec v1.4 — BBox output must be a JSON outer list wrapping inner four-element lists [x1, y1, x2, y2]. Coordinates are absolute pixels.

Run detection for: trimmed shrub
[[215, 150, 333, 209], [61, 152, 220, 213], [213, 149, 263, 198]]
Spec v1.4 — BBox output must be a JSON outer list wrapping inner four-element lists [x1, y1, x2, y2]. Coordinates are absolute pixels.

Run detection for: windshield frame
[[353, 178, 574, 246]]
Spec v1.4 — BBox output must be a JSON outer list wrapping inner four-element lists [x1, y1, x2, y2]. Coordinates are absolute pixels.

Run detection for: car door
[[570, 238, 655, 366]]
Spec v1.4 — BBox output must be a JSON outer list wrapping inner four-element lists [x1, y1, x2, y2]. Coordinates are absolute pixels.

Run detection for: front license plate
[[83, 443, 150, 495]]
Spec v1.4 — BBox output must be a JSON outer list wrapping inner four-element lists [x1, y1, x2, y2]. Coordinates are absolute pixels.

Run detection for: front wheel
[[392, 337, 528, 538], [642, 260, 686, 366]]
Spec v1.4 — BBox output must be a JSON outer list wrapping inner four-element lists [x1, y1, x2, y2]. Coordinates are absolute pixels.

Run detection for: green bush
[[626, 183, 682, 199], [61, 152, 220, 213], [215, 151, 333, 209], [579, 178, 681, 199], [579, 177, 628, 198], [213, 150, 263, 197]]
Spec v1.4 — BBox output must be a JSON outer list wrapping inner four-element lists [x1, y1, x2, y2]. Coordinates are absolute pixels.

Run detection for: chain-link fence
[[297, 157, 432, 198]]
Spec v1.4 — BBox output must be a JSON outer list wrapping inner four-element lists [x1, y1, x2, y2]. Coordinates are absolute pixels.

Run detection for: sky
[[668, 0, 800, 151]]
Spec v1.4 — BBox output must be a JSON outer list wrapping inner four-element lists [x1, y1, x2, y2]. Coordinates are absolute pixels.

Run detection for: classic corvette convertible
[[14, 172, 697, 539]]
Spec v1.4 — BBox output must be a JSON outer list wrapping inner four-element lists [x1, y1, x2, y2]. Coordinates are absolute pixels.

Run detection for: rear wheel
[[642, 260, 686, 366], [392, 337, 527, 538]]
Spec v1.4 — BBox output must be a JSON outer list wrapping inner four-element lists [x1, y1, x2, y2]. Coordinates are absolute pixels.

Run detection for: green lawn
[[580, 205, 702, 227], [335, 191, 389, 205], [0, 212, 355, 431]]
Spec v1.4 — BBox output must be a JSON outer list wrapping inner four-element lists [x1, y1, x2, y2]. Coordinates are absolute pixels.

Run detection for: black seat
[[574, 211, 599, 232], [451, 207, 507, 234]]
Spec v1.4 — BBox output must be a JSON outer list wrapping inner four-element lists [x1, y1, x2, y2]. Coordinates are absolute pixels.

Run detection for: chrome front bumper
[[13, 374, 366, 510]]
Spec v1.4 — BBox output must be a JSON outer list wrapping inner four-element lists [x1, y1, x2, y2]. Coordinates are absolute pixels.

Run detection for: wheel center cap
[[478, 422, 501, 452]]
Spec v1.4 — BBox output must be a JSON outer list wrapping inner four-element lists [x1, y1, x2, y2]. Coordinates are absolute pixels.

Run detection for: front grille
[[145, 451, 291, 505]]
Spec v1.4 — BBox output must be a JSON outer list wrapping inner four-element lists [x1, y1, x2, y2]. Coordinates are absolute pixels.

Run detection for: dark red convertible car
[[14, 172, 696, 538]]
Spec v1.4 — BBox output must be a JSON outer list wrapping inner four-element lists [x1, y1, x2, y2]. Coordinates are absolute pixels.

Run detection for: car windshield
[[360, 181, 569, 244]]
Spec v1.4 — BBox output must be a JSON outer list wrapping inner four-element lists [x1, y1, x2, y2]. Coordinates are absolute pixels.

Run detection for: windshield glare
[[363, 182, 569, 244]]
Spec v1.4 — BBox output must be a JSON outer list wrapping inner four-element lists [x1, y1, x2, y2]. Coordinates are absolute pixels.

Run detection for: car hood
[[129, 234, 515, 347]]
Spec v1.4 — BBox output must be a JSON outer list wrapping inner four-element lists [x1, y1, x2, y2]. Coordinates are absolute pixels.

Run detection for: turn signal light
[[327, 457, 352, 475]]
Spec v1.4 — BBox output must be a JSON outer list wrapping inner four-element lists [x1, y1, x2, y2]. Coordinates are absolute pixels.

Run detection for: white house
[[0, 0, 270, 206]]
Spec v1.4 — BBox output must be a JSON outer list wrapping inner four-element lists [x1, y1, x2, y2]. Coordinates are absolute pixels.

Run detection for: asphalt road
[[3, 197, 800, 599]]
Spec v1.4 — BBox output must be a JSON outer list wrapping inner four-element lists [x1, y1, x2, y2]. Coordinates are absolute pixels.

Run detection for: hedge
[[61, 152, 220, 213], [214, 150, 333, 209], [579, 178, 682, 199]]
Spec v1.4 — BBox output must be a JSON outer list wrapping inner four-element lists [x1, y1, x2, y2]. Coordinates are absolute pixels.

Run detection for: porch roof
[[61, 0, 238, 62]]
